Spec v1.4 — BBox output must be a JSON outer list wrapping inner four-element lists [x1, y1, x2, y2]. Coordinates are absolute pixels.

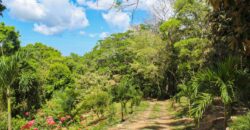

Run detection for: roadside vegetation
[[0, 0, 249, 130]]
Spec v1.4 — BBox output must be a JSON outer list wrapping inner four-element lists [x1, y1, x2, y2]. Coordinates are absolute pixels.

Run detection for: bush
[[81, 88, 111, 118], [230, 112, 250, 130], [41, 88, 77, 117], [0, 112, 27, 130], [45, 63, 74, 98], [0, 112, 7, 129], [12, 116, 27, 130]]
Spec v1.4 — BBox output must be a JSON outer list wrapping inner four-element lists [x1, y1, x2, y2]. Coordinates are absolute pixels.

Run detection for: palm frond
[[190, 93, 213, 121], [190, 68, 217, 95], [0, 52, 26, 89], [217, 78, 235, 104]]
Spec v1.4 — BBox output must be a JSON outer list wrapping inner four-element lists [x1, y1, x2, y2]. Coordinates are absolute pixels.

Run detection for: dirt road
[[109, 100, 193, 130]]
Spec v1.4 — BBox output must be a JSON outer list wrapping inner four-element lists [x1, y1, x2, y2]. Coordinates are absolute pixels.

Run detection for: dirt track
[[109, 100, 193, 130]]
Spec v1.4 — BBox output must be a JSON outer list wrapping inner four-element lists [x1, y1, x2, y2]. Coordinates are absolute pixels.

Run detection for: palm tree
[[180, 57, 243, 128], [0, 52, 24, 130]]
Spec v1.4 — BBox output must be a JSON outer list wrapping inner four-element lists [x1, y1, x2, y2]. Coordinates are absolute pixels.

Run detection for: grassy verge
[[166, 97, 189, 116], [165, 98, 194, 130], [149, 102, 161, 119], [87, 100, 150, 130]]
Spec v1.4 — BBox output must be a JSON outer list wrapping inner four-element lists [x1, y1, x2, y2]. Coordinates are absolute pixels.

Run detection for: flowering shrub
[[21, 120, 35, 129], [47, 116, 56, 125], [4, 108, 75, 129], [60, 117, 67, 123], [25, 113, 75, 129]]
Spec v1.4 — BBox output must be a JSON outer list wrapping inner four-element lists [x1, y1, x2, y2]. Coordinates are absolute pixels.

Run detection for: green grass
[[166, 97, 190, 116], [87, 100, 150, 130], [149, 102, 161, 119], [165, 98, 195, 130], [135, 101, 150, 112]]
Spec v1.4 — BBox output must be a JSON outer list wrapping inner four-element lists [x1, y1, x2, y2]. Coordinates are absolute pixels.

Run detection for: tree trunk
[[121, 103, 124, 121], [188, 99, 191, 117], [7, 87, 11, 130], [130, 102, 133, 114], [124, 103, 127, 114], [224, 104, 232, 130], [224, 104, 229, 129]]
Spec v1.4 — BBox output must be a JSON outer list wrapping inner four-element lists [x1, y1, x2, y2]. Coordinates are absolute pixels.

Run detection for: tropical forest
[[0, 0, 249, 130]]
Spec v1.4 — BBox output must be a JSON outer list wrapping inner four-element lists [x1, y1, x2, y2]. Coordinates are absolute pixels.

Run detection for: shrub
[[230, 112, 250, 130], [81, 88, 111, 118]]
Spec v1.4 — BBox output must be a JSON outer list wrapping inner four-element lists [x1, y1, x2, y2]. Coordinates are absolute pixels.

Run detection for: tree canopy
[[0, 0, 250, 129]]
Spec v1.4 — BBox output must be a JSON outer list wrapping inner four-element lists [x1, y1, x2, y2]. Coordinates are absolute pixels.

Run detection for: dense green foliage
[[0, 0, 249, 129], [230, 112, 250, 130], [172, 0, 250, 129], [208, 0, 250, 56], [0, 23, 20, 56], [0, 52, 26, 129]]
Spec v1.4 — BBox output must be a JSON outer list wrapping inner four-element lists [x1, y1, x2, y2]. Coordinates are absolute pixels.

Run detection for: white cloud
[[76, 0, 86, 5], [78, 0, 131, 30], [99, 32, 109, 39], [77, 0, 114, 10], [77, 0, 172, 29], [33, 24, 64, 35], [102, 10, 130, 30], [3, 0, 89, 35], [144, 0, 173, 21], [120, 0, 173, 21], [3, 0, 45, 21], [79, 0, 172, 14], [80, 0, 173, 22]]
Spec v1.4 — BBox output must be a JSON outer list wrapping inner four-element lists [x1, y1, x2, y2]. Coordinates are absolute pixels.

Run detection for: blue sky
[[1, 0, 171, 55]]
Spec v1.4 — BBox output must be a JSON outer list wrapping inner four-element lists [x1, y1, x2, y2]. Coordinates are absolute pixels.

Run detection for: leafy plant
[[230, 112, 250, 130], [178, 56, 245, 128], [112, 76, 142, 121], [81, 88, 111, 118], [0, 52, 25, 130]]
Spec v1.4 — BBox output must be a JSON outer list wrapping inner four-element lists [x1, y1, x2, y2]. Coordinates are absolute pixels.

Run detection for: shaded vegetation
[[0, 0, 249, 129]]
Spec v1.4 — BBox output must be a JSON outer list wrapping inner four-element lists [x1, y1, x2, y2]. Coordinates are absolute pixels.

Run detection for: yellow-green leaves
[[160, 18, 181, 33]]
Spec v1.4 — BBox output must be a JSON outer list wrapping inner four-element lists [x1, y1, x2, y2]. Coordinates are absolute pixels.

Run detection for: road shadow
[[155, 118, 194, 130], [139, 125, 166, 130]]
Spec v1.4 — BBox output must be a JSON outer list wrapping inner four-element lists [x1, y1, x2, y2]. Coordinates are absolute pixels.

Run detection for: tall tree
[[0, 52, 24, 130], [160, 0, 211, 96], [129, 30, 168, 98]]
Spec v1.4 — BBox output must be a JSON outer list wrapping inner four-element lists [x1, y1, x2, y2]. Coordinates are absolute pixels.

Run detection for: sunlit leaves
[[190, 93, 213, 121], [230, 112, 250, 130], [0, 23, 20, 56]]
